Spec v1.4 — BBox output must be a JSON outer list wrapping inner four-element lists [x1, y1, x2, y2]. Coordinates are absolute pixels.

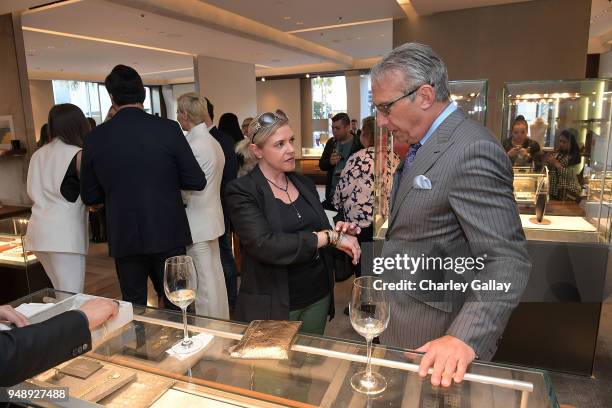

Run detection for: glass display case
[[0, 217, 50, 304], [10, 289, 559, 408], [449, 79, 488, 125], [502, 79, 612, 243], [0, 217, 36, 266]]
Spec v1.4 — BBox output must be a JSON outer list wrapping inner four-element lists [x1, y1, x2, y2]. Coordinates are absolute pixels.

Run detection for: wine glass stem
[[365, 336, 373, 378], [181, 307, 190, 345]]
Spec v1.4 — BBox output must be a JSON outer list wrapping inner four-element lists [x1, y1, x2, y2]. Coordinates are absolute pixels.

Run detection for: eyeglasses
[[374, 83, 431, 116], [251, 110, 287, 142]]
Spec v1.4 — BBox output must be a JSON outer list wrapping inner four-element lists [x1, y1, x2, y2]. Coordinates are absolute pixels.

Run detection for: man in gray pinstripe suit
[[370, 43, 531, 387]]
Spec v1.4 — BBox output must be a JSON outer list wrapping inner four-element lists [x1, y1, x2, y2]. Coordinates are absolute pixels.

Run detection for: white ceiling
[[11, 0, 612, 83]]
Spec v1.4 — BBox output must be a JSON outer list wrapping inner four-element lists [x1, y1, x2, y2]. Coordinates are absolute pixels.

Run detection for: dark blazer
[[81, 107, 206, 258], [0, 311, 90, 387], [224, 165, 335, 322], [209, 126, 238, 196], [318, 136, 363, 200]]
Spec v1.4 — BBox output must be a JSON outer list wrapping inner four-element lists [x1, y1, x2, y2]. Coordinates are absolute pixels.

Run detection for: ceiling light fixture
[[141, 67, 193, 76], [22, 26, 194, 57], [287, 18, 392, 34], [305, 73, 310, 78], [261, 77, 266, 82]]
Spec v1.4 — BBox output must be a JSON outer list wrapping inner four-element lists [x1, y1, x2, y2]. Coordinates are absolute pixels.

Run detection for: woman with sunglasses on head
[[225, 110, 361, 334]]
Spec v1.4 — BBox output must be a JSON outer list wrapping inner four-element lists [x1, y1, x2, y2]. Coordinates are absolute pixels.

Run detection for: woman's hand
[[335, 221, 361, 237], [336, 234, 361, 265]]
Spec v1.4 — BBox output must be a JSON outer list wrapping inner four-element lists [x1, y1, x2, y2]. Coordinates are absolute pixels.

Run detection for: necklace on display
[[264, 174, 302, 219]]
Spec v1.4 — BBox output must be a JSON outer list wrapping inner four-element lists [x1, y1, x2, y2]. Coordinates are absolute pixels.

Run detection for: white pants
[[187, 239, 229, 319], [35, 251, 86, 293]]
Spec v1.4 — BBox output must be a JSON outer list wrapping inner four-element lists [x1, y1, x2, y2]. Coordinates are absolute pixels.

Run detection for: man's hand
[[0, 305, 29, 327], [415, 335, 476, 387], [79, 298, 119, 330], [330, 152, 341, 166], [334, 221, 361, 236]]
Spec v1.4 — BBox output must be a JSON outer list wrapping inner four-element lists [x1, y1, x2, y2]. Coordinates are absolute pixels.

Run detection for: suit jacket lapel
[[388, 109, 468, 231]]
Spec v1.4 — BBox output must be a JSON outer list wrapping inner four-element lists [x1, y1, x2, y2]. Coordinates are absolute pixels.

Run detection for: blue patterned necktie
[[400, 142, 422, 180], [392, 142, 422, 209]]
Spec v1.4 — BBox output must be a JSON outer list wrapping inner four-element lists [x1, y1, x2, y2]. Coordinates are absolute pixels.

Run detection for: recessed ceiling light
[[283, 16, 291, 20], [46, 45, 55, 49], [380, 34, 385, 37], [305, 74, 310, 78], [261, 77, 266, 82], [295, 21, 303, 25]]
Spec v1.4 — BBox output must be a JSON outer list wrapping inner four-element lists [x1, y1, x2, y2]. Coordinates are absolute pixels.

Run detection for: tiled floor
[[84, 242, 611, 407]]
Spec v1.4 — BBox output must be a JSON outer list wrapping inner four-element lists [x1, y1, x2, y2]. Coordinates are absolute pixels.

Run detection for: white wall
[[599, 51, 612, 78], [29, 80, 54, 142], [346, 74, 361, 123], [256, 78, 302, 156], [195, 56, 256, 126], [163, 83, 196, 122]]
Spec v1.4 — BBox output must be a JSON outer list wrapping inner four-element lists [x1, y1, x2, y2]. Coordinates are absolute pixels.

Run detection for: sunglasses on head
[[251, 110, 287, 142]]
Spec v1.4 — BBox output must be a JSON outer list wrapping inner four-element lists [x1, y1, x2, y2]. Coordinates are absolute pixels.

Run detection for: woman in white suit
[[25, 104, 91, 293], [176, 92, 229, 319]]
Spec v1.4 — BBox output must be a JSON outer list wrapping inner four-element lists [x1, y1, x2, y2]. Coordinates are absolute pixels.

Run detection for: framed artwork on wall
[[0, 116, 15, 150]]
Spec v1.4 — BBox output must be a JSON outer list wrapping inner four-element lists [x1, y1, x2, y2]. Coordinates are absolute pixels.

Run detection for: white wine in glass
[[164, 255, 201, 354], [349, 276, 390, 395]]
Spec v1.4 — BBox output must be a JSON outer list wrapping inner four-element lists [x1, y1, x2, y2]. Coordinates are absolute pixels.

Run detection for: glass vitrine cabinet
[[10, 289, 559, 407]]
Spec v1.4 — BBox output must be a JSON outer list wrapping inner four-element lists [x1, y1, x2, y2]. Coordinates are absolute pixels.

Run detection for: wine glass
[[349, 276, 390, 395], [164, 255, 201, 354]]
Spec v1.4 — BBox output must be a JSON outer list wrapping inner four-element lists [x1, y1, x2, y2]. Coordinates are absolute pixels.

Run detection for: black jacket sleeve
[[172, 122, 207, 191], [80, 137, 105, 205], [224, 179, 318, 266], [318, 139, 336, 171], [0, 311, 91, 387]]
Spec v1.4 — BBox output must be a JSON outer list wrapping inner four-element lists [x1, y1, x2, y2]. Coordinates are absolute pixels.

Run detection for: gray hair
[[371, 42, 450, 102]]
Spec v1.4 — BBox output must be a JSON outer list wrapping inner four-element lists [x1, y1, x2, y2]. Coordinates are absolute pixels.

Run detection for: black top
[[276, 193, 330, 310], [60, 154, 80, 203], [80, 107, 206, 258]]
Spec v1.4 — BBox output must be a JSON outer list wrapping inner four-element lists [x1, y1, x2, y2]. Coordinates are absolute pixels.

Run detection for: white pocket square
[[413, 175, 432, 190]]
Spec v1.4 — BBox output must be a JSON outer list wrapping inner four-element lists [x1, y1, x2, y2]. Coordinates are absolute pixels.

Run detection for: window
[[311, 75, 347, 148], [52, 80, 157, 124]]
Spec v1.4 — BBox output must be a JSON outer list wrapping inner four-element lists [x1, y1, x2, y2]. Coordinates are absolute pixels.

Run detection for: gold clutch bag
[[229, 320, 302, 360]]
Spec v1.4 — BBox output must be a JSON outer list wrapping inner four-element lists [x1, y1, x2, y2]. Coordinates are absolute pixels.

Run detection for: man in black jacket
[[203, 97, 239, 309], [0, 299, 118, 387], [81, 65, 206, 308], [318, 112, 362, 210]]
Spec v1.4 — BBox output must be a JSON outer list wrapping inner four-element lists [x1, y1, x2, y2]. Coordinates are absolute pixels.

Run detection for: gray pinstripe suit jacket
[[380, 108, 531, 360]]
